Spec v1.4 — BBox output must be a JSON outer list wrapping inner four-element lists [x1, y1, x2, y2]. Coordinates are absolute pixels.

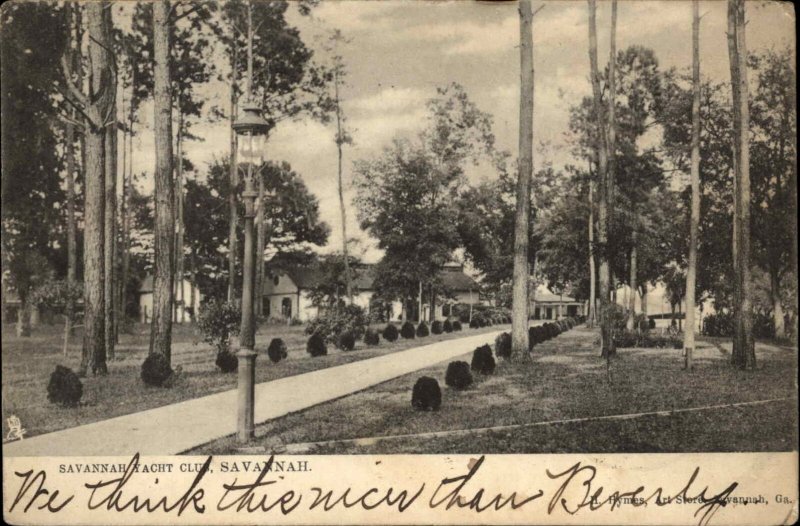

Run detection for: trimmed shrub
[[452, 320, 462, 331], [215, 350, 238, 373], [411, 376, 442, 411], [197, 298, 241, 354], [338, 331, 356, 351], [445, 361, 473, 389], [471, 344, 496, 375], [400, 321, 416, 339], [431, 320, 443, 335], [305, 304, 368, 344], [469, 317, 480, 329], [141, 353, 173, 387], [416, 321, 430, 337], [495, 332, 512, 359], [307, 333, 327, 356], [47, 365, 83, 407], [383, 323, 399, 342], [443, 319, 453, 333], [267, 338, 288, 363], [364, 328, 380, 346]]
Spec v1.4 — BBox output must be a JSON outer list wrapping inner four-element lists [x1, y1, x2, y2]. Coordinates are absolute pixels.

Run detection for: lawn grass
[[1, 320, 505, 439], [190, 326, 797, 455]]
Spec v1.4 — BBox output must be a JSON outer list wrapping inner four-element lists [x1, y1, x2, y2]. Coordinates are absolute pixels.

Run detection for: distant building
[[137, 275, 201, 323], [262, 262, 482, 322], [530, 285, 586, 320]]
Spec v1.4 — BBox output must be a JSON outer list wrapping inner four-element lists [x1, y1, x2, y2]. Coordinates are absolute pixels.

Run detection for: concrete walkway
[[4, 329, 503, 457]]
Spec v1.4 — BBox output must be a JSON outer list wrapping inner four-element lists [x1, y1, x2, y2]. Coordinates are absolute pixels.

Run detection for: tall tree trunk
[[176, 109, 185, 323], [149, 0, 174, 362], [64, 3, 81, 339], [190, 249, 197, 321], [626, 238, 637, 331], [588, 177, 596, 327], [65, 124, 77, 338], [588, 0, 613, 358], [727, 0, 755, 369], [787, 69, 798, 338], [334, 67, 353, 303], [770, 267, 785, 337], [79, 1, 114, 376], [511, 0, 533, 357], [227, 44, 239, 302], [684, 0, 701, 369], [429, 283, 435, 323], [119, 66, 134, 331], [104, 82, 117, 361]]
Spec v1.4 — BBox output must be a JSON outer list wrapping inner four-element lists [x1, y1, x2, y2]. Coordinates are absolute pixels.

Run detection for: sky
[[128, 0, 795, 263]]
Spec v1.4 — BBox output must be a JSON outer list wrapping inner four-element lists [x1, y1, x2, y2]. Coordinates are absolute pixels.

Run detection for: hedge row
[[304, 312, 513, 357], [528, 316, 585, 351]]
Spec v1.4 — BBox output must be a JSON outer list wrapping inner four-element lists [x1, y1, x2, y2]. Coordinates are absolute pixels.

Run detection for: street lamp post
[[233, 96, 270, 443]]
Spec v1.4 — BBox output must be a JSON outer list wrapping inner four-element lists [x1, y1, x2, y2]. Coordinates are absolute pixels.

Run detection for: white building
[[261, 263, 483, 322], [137, 275, 201, 323]]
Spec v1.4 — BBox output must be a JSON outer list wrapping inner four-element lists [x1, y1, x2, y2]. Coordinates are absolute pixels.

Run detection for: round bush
[[471, 344, 496, 375], [416, 321, 430, 337], [400, 321, 416, 339], [469, 317, 480, 329], [307, 332, 327, 356], [443, 319, 453, 333], [383, 323, 399, 342], [267, 338, 288, 363], [452, 320, 462, 331], [47, 365, 83, 407], [338, 331, 356, 351], [411, 376, 442, 411], [431, 320, 443, 335], [364, 328, 380, 346], [445, 361, 472, 389], [215, 350, 238, 373], [141, 353, 173, 387], [495, 332, 512, 359]]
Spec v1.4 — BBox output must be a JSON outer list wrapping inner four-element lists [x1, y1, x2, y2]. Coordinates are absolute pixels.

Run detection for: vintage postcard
[[2, 0, 797, 524]]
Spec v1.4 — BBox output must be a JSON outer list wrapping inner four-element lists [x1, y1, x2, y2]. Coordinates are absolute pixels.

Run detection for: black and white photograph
[[1, 0, 797, 524]]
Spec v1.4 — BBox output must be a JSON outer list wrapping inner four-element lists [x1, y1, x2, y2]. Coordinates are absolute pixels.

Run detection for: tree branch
[[59, 55, 91, 110]]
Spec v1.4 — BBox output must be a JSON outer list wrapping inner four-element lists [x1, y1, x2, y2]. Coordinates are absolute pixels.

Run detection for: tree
[[683, 0, 701, 368], [457, 168, 537, 293], [1, 3, 67, 338], [354, 84, 497, 320], [327, 29, 354, 304], [150, 0, 175, 363], [130, 1, 216, 323], [217, 0, 329, 302], [587, 0, 614, 358], [183, 159, 329, 299], [58, 1, 115, 375], [749, 48, 796, 338], [727, 0, 755, 369], [512, 0, 534, 356]]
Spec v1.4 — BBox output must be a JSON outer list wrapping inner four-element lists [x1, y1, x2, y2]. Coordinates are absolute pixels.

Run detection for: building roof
[[532, 285, 580, 304], [279, 264, 478, 293]]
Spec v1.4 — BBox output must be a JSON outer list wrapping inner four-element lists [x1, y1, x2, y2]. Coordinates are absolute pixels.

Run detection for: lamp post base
[[237, 348, 258, 443]]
